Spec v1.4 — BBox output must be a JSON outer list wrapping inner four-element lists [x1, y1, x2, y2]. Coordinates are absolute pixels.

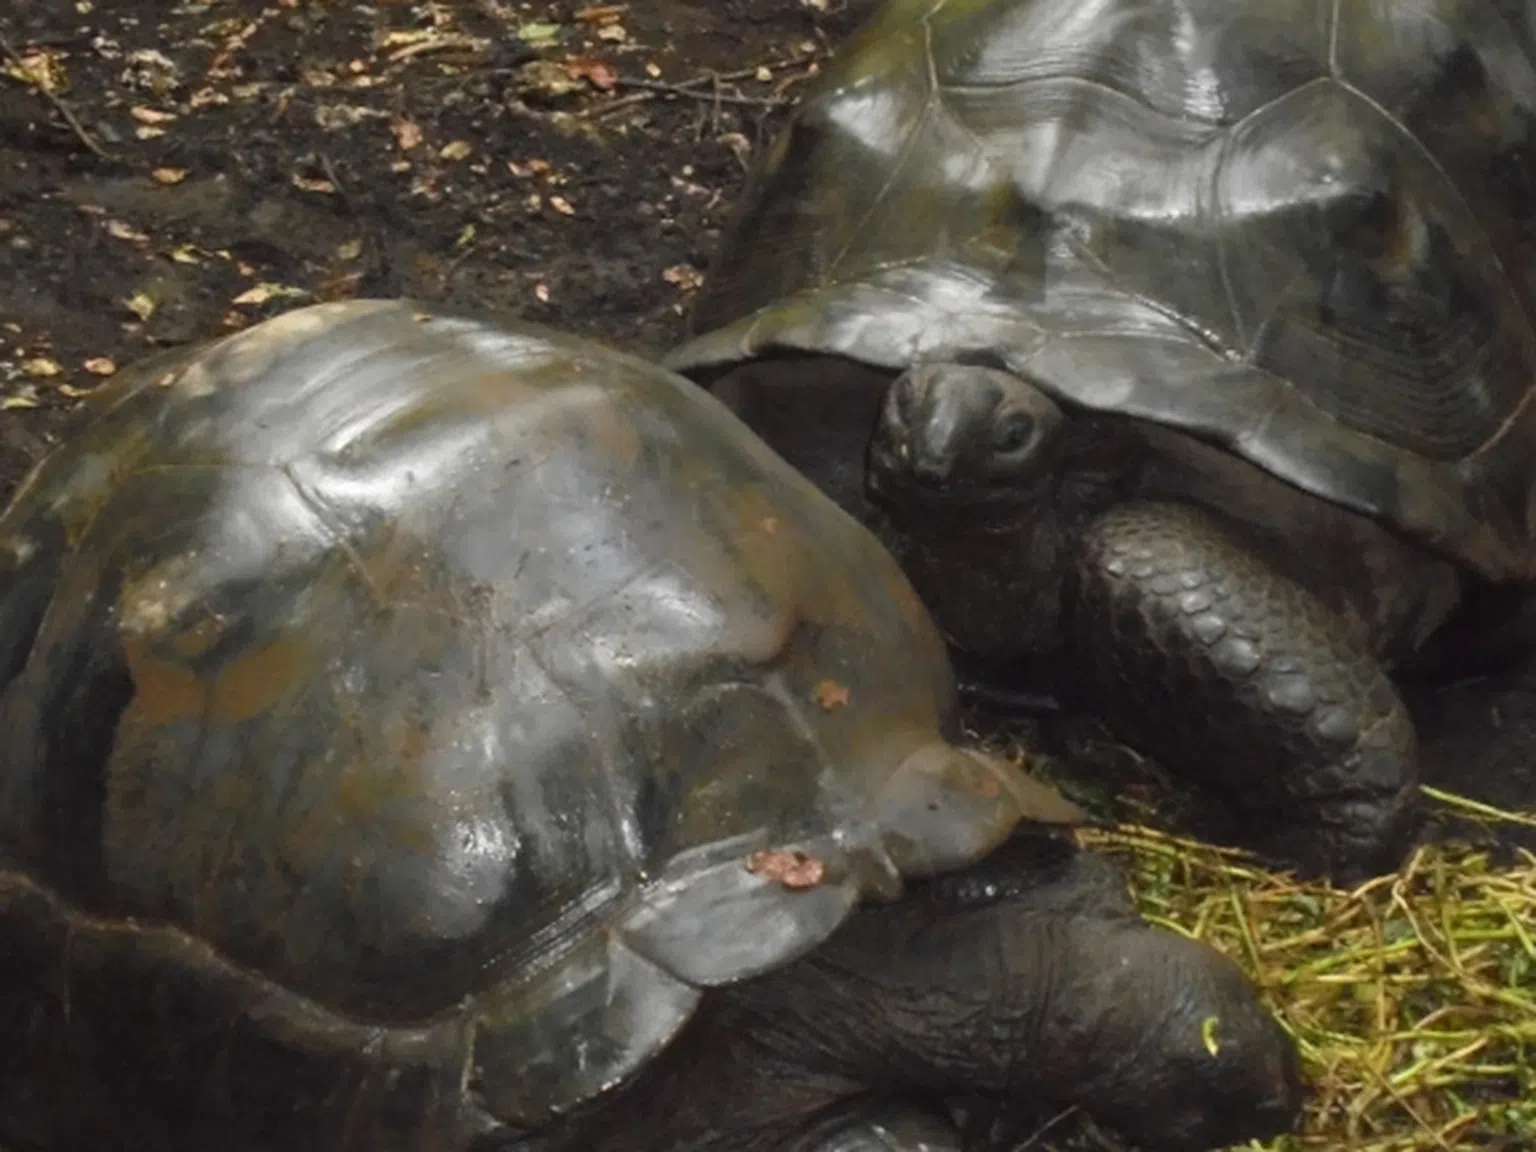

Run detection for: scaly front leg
[[1068, 500, 1420, 881]]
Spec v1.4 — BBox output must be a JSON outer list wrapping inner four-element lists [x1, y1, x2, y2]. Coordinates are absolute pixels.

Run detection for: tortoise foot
[[1068, 500, 1420, 881]]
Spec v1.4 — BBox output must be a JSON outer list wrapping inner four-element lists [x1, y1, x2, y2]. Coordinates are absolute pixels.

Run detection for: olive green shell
[[667, 0, 1536, 582], [0, 300, 1054, 1146]]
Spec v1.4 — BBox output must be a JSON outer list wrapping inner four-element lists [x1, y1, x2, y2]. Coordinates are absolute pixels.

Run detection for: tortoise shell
[[667, 0, 1536, 582], [0, 301, 1055, 1145]]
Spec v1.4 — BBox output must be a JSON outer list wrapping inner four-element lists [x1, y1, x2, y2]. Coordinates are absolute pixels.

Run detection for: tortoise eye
[[993, 413, 1035, 455]]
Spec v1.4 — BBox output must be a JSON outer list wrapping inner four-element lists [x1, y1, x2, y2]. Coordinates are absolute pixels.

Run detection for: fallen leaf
[[58, 383, 102, 399], [0, 392, 40, 410], [105, 219, 150, 243], [565, 58, 617, 90], [391, 118, 423, 150], [377, 29, 436, 50], [231, 283, 310, 307], [645, 61, 662, 78], [3, 50, 65, 93], [549, 195, 575, 215], [151, 167, 188, 185], [662, 263, 702, 292], [813, 679, 850, 710], [123, 292, 157, 320], [596, 23, 628, 42], [516, 22, 562, 44], [518, 59, 584, 97], [291, 173, 336, 194], [439, 140, 473, 161], [717, 131, 752, 165], [336, 239, 363, 260], [83, 357, 117, 376], [575, 4, 628, 21], [134, 126, 166, 140], [533, 283, 551, 303], [129, 105, 177, 124], [21, 358, 62, 379]]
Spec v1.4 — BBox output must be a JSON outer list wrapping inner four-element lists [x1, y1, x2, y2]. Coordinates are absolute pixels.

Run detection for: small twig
[[581, 55, 819, 120], [0, 33, 115, 160], [609, 76, 785, 107]]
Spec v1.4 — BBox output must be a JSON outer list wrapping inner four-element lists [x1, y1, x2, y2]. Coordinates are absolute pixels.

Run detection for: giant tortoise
[[666, 0, 1536, 880], [0, 301, 1300, 1152]]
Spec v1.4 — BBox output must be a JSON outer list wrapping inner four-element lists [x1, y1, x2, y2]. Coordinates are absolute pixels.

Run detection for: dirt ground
[[0, 0, 877, 486]]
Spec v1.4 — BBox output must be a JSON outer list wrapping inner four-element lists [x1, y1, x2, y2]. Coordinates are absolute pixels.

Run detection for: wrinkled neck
[[879, 496, 1071, 660]]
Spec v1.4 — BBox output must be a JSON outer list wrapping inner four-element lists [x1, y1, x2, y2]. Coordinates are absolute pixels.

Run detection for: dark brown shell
[[667, 0, 1536, 582], [0, 300, 1058, 1145]]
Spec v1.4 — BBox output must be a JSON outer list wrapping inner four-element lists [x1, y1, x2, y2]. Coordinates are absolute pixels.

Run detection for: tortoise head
[[867, 362, 1065, 509]]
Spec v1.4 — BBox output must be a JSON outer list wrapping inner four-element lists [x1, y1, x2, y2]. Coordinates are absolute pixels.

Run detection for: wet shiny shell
[[0, 300, 1031, 1141], [667, 0, 1536, 582]]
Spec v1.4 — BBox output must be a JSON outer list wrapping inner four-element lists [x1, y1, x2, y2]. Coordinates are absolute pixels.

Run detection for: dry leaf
[[813, 680, 850, 710], [518, 59, 584, 97], [516, 22, 561, 44], [533, 283, 551, 302], [105, 219, 150, 243], [377, 29, 436, 50], [549, 195, 575, 215], [134, 126, 167, 140], [575, 4, 628, 20], [565, 58, 617, 90], [439, 140, 473, 161], [123, 292, 157, 320], [663, 263, 703, 291], [391, 118, 423, 150], [58, 383, 102, 399], [3, 50, 65, 93], [83, 357, 117, 376], [21, 358, 62, 379], [231, 283, 309, 306], [291, 173, 336, 194], [151, 167, 188, 185], [0, 391, 40, 410], [129, 105, 177, 124], [168, 244, 203, 264]]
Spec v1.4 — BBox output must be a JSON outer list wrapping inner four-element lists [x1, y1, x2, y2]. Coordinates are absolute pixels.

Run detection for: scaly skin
[[1069, 500, 1421, 880]]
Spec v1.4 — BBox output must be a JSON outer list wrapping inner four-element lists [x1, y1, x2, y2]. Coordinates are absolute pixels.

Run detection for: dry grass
[[1082, 791, 1536, 1151]]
